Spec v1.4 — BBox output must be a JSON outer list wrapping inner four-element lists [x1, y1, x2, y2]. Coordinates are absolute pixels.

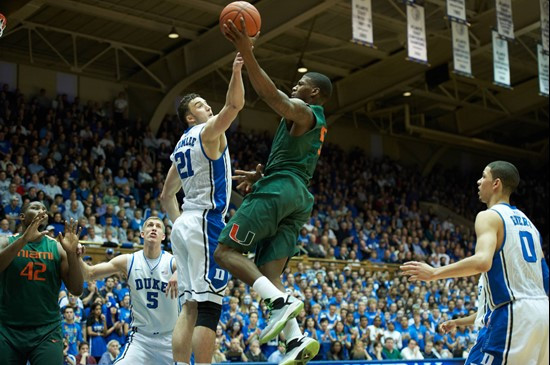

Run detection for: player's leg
[[28, 323, 63, 365], [192, 301, 222, 364], [114, 331, 154, 365], [257, 217, 319, 364], [505, 299, 549, 364], [0, 325, 28, 365], [170, 212, 200, 363], [214, 188, 277, 285], [173, 301, 198, 363]]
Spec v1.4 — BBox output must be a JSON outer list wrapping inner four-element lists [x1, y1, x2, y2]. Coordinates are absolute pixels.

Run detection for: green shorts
[[219, 172, 313, 267], [0, 321, 63, 365]]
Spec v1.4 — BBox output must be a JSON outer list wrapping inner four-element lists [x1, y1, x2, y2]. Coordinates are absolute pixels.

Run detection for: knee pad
[[195, 301, 221, 331]]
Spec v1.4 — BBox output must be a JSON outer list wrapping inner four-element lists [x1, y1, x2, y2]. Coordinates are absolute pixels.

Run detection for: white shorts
[[171, 210, 229, 306], [114, 330, 172, 365], [468, 298, 549, 365]]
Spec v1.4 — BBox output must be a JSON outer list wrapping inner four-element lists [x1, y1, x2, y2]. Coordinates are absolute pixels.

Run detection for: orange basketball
[[219, 1, 261, 37]]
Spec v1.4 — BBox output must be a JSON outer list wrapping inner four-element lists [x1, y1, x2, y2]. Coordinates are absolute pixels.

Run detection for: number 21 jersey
[[170, 124, 231, 215]]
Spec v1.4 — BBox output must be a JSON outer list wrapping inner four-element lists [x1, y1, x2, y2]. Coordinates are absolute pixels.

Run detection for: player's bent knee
[[195, 301, 222, 331], [213, 244, 228, 267]]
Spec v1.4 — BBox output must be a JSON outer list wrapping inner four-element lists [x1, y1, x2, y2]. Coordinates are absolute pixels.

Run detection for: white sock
[[175, 363, 189, 365], [252, 276, 285, 301], [282, 318, 302, 342]]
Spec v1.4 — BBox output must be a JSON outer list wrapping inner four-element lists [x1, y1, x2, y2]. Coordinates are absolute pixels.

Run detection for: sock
[[175, 363, 189, 365], [252, 276, 285, 301], [282, 318, 302, 342]]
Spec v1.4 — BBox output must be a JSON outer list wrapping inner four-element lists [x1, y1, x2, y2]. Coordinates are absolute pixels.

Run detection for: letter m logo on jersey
[[229, 224, 255, 246]]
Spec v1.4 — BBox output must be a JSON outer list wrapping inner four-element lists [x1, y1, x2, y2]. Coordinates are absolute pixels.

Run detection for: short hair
[[305, 72, 332, 103], [177, 93, 200, 123], [142, 216, 165, 232], [487, 161, 520, 194], [79, 341, 89, 350]]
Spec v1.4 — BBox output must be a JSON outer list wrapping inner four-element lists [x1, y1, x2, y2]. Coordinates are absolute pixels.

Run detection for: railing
[[213, 360, 465, 365], [80, 242, 400, 275]]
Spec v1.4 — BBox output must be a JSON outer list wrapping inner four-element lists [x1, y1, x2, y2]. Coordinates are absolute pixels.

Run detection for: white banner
[[541, 0, 549, 53], [451, 21, 472, 76], [496, 0, 514, 40], [446, 0, 467, 23], [492, 30, 510, 87], [538, 44, 549, 96], [351, 0, 374, 46], [407, 3, 428, 64]]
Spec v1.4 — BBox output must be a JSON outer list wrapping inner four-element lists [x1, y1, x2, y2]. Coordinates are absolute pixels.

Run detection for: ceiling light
[[403, 91, 412, 97], [168, 26, 179, 39], [297, 63, 308, 73]]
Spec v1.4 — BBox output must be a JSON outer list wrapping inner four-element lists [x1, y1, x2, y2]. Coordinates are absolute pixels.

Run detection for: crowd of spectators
[[0, 83, 548, 362]]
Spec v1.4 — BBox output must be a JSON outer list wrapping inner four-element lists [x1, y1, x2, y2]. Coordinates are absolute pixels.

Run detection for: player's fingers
[[239, 16, 247, 33]]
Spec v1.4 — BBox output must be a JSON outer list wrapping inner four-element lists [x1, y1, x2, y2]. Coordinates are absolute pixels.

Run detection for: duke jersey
[[474, 274, 491, 328], [126, 251, 178, 335], [170, 124, 231, 214], [483, 203, 547, 310]]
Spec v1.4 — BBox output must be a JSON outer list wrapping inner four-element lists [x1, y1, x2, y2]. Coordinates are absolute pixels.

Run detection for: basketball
[[219, 1, 261, 37]]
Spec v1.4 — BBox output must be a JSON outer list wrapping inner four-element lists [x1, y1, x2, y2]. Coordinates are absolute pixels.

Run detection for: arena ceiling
[[1, 0, 548, 162]]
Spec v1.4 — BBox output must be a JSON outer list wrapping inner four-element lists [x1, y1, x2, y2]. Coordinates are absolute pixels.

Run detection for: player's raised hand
[[58, 219, 81, 254], [440, 320, 457, 333], [21, 212, 48, 243], [222, 17, 259, 52], [165, 271, 178, 299], [233, 52, 244, 72], [400, 261, 436, 282], [232, 164, 263, 193]]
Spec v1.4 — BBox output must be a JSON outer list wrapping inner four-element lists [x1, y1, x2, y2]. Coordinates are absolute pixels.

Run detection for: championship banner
[[351, 0, 374, 47], [407, 3, 428, 64], [451, 21, 472, 76], [538, 44, 549, 96], [446, 0, 467, 24], [492, 30, 511, 88], [541, 0, 549, 53], [496, 0, 514, 40]]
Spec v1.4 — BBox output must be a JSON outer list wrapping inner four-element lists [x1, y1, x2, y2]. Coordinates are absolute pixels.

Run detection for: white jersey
[[483, 203, 547, 310], [474, 274, 491, 328], [126, 250, 178, 335], [170, 124, 231, 215]]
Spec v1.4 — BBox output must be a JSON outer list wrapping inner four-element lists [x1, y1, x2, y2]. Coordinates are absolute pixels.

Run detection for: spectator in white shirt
[[401, 339, 424, 360], [383, 321, 403, 349]]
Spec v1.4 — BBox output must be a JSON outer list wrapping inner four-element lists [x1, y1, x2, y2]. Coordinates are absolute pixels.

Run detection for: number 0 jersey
[[483, 203, 547, 310], [0, 234, 61, 327], [126, 251, 178, 335], [170, 124, 231, 215]]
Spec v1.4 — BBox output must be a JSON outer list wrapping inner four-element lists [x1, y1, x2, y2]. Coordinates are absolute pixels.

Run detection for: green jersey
[[264, 104, 327, 185], [0, 234, 62, 327]]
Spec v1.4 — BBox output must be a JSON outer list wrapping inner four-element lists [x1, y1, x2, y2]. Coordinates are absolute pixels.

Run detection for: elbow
[[70, 286, 83, 296], [159, 192, 170, 207], [476, 258, 492, 273]]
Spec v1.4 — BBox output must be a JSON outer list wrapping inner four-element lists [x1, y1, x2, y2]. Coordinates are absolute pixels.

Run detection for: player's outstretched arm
[[0, 212, 48, 273], [80, 253, 127, 281], [159, 164, 183, 224], [202, 52, 245, 142], [400, 210, 499, 281], [223, 18, 314, 129], [58, 219, 84, 295]]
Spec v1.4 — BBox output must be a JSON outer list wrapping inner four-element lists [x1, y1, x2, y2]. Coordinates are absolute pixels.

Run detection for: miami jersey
[[170, 124, 231, 215], [482, 203, 547, 310], [126, 251, 178, 335]]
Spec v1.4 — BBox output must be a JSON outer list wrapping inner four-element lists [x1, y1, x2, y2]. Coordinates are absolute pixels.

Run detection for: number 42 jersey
[[484, 203, 548, 310], [170, 124, 231, 215]]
